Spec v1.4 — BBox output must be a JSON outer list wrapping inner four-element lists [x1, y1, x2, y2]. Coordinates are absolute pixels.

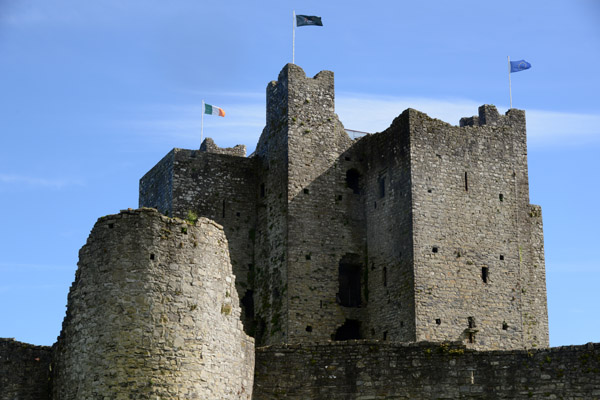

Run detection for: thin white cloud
[[122, 103, 265, 148], [120, 93, 600, 151], [336, 93, 600, 147], [0, 174, 82, 189]]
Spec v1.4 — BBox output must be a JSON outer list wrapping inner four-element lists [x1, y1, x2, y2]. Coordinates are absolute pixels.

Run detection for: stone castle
[[1, 64, 598, 399]]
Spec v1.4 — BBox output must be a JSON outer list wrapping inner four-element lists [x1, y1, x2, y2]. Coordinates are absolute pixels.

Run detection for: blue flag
[[510, 60, 532, 73]]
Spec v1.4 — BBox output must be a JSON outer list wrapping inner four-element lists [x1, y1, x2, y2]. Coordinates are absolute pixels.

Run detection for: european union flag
[[296, 15, 323, 27], [510, 60, 532, 73]]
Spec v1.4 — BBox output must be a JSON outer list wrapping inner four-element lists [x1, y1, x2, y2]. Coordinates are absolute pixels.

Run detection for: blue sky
[[1, 0, 599, 347]]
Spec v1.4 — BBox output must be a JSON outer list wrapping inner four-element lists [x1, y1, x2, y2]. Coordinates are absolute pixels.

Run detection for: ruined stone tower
[[52, 209, 254, 399], [140, 63, 549, 350]]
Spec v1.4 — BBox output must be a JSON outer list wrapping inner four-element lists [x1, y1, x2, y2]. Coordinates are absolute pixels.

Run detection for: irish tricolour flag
[[204, 103, 225, 117]]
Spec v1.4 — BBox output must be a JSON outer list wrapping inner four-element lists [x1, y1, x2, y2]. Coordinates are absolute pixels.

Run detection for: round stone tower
[[52, 208, 254, 399]]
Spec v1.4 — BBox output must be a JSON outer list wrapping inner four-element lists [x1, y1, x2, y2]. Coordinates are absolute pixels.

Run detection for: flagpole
[[292, 10, 296, 64], [201, 99, 204, 147], [508, 56, 513, 109]]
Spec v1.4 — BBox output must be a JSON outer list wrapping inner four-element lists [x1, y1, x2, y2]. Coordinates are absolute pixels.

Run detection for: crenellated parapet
[[200, 137, 247, 157], [459, 104, 526, 128]]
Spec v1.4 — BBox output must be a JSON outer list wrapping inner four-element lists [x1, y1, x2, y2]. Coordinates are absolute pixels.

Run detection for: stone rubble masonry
[[0, 338, 52, 400], [254, 341, 600, 399], [52, 208, 254, 400], [140, 64, 548, 351], [2, 63, 571, 399], [140, 147, 258, 335]]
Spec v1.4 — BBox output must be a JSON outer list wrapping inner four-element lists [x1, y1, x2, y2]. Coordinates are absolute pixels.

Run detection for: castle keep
[[140, 63, 548, 350], [2, 64, 599, 399]]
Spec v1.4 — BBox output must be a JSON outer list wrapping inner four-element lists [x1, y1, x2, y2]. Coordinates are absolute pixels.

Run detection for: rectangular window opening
[[482, 267, 489, 283], [464, 172, 469, 191], [499, 193, 504, 202], [378, 175, 386, 198], [260, 183, 265, 198]]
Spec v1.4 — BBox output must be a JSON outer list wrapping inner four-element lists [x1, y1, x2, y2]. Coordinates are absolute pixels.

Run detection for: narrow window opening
[[337, 195, 343, 201], [338, 254, 362, 307], [482, 267, 489, 284], [468, 317, 475, 329], [371, 262, 375, 271], [378, 175, 386, 198], [303, 188, 309, 194], [305, 254, 311, 260], [320, 300, 323, 308], [436, 318, 441, 325], [334, 319, 362, 341], [306, 325, 313, 332], [108, 223, 114, 229], [400, 321, 404, 328], [500, 255, 504, 261], [464, 172, 469, 191], [383, 331, 388, 340], [499, 193, 504, 202], [374, 201, 377, 209], [345, 156, 351, 161], [383, 267, 387, 287], [432, 246, 439, 253], [181, 227, 187, 234], [236, 212, 241, 217], [468, 332, 475, 343], [345, 169, 361, 194], [260, 183, 265, 198], [502, 322, 508, 330], [150, 254, 155, 260], [427, 189, 432, 193]]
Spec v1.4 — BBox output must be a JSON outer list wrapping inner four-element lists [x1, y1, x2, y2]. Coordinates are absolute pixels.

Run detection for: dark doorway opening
[[346, 169, 361, 194], [338, 254, 362, 307], [334, 319, 362, 341]]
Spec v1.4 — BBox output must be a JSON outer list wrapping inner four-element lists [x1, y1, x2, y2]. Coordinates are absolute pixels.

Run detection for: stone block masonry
[[254, 341, 600, 399], [52, 208, 254, 399], [140, 64, 548, 351], [2, 63, 584, 398], [0, 338, 51, 400]]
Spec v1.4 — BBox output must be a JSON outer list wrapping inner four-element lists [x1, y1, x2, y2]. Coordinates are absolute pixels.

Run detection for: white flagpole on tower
[[292, 10, 296, 64], [508, 56, 513, 109], [201, 99, 205, 147]]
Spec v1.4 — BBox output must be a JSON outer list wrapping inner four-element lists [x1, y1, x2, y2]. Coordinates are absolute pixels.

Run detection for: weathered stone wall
[[0, 338, 51, 400], [353, 112, 417, 342], [139, 149, 174, 215], [281, 65, 364, 343], [408, 105, 548, 349], [253, 341, 600, 399], [139, 148, 258, 335], [52, 208, 254, 399]]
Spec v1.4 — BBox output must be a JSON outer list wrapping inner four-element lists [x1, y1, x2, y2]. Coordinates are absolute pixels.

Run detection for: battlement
[[459, 104, 526, 128], [200, 137, 247, 157]]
